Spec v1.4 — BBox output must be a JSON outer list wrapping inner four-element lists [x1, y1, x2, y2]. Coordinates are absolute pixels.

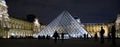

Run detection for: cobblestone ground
[[0, 39, 120, 47]]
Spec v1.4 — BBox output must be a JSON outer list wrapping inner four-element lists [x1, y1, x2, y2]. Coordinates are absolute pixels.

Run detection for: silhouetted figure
[[94, 32, 98, 41], [83, 34, 86, 40], [86, 34, 89, 40], [111, 25, 116, 45], [38, 35, 41, 39], [10, 36, 14, 39], [53, 31, 59, 43], [46, 35, 50, 40], [107, 32, 111, 42], [61, 33, 64, 43], [80, 36, 82, 39], [100, 27, 105, 43], [41, 35, 45, 39]]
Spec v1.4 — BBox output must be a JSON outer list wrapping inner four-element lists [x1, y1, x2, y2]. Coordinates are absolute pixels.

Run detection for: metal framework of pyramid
[[36, 11, 91, 38]]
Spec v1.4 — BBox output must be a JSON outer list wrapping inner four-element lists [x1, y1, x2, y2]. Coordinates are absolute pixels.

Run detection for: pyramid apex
[[62, 10, 70, 13]]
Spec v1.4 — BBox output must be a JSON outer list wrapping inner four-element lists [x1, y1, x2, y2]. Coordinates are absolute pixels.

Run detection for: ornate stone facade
[[0, 0, 10, 38], [0, 0, 41, 38], [115, 14, 120, 37], [116, 14, 120, 31], [84, 23, 109, 37]]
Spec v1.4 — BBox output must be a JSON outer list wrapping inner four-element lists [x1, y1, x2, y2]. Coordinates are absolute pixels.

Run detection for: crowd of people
[[51, 24, 117, 45], [0, 24, 117, 45], [94, 25, 116, 45]]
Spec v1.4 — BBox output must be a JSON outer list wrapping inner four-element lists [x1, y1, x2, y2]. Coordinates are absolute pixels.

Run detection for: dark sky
[[6, 0, 120, 24]]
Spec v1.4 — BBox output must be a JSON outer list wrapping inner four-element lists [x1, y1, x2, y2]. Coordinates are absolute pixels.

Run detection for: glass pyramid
[[36, 11, 91, 38]]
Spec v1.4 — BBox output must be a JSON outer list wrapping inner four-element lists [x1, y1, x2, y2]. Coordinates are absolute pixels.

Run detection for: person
[[94, 32, 98, 41], [99, 27, 105, 43], [46, 35, 50, 40], [107, 32, 111, 42], [111, 25, 116, 45], [38, 35, 40, 39], [53, 31, 59, 43], [42, 35, 45, 39], [61, 32, 64, 43], [86, 34, 89, 40], [83, 34, 86, 40]]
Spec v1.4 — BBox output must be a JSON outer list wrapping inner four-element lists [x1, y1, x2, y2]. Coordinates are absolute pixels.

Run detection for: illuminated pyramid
[[36, 11, 91, 38]]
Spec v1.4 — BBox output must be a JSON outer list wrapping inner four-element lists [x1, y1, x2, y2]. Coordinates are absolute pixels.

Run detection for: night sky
[[6, 0, 120, 24]]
